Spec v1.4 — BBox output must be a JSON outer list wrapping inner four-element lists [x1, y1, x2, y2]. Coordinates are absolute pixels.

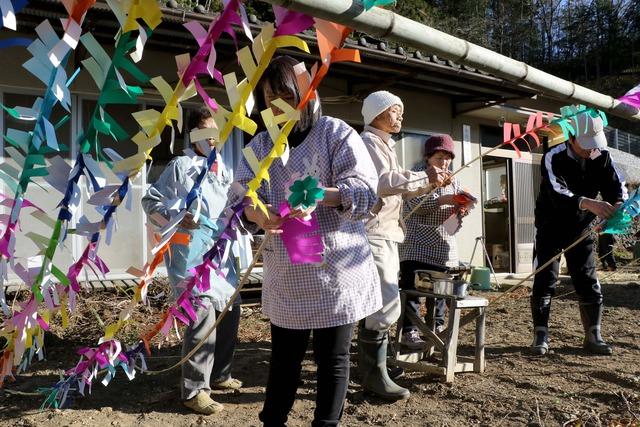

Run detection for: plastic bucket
[[470, 267, 491, 290]]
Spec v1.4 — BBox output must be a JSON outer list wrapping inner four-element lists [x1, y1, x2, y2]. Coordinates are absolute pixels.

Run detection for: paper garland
[[38, 341, 146, 409], [0, 0, 387, 409], [602, 189, 640, 235], [90, 0, 261, 356], [0, 0, 160, 388], [38, 4, 360, 408], [619, 83, 640, 109], [0, 5, 97, 386], [499, 105, 610, 155], [112, 0, 250, 177], [31, 0, 168, 393], [112, 6, 313, 342], [34, 1, 305, 406]]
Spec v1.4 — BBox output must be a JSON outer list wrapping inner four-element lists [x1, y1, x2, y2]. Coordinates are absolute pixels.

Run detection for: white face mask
[[589, 148, 602, 160], [194, 139, 212, 156]]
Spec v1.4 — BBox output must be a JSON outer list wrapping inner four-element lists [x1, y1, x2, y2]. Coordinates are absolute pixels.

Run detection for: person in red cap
[[398, 134, 472, 347], [357, 91, 447, 401]]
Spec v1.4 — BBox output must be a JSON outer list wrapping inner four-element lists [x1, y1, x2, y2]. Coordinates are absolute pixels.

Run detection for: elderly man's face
[[569, 136, 597, 160], [371, 104, 403, 134]]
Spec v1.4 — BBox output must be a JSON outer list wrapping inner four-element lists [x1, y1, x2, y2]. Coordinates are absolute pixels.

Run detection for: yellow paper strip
[[237, 47, 257, 81], [190, 127, 218, 143], [151, 76, 174, 104], [242, 146, 261, 175]]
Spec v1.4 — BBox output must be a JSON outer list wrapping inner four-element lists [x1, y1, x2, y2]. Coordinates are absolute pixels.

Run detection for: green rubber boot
[[357, 325, 410, 401]]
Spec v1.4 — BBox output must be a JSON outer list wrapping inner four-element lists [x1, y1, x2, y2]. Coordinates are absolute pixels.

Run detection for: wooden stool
[[391, 289, 487, 383]]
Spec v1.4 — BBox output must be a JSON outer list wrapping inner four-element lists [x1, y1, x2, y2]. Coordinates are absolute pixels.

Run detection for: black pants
[[399, 260, 447, 332], [259, 323, 355, 427], [532, 227, 602, 304], [598, 233, 617, 270]]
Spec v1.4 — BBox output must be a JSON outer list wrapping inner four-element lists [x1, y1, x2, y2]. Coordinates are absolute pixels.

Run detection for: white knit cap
[[361, 90, 403, 125]]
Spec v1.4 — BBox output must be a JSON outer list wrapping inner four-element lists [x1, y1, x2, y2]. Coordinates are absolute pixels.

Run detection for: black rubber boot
[[579, 302, 613, 355], [530, 296, 551, 355], [357, 325, 410, 401]]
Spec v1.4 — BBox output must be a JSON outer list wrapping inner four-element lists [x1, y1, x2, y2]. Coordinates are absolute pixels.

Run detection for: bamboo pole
[[259, 0, 640, 122]]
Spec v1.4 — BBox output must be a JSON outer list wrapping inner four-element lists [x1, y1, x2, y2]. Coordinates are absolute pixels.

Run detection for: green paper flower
[[288, 176, 325, 209]]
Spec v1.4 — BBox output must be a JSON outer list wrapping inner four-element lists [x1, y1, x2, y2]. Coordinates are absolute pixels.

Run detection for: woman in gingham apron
[[398, 134, 469, 347], [230, 56, 382, 427]]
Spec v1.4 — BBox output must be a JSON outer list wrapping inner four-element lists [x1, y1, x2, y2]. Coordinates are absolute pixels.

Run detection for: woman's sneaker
[[212, 377, 243, 390], [402, 329, 426, 350]]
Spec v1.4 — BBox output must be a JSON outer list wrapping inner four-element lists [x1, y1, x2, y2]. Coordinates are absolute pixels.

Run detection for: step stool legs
[[474, 307, 486, 373], [443, 302, 461, 383]]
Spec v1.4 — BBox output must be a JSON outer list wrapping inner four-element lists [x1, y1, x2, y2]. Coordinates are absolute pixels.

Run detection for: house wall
[[2, 29, 552, 283]]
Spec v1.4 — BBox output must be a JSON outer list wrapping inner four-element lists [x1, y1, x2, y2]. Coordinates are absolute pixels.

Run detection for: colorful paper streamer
[[602, 189, 640, 235], [619, 83, 640, 109]]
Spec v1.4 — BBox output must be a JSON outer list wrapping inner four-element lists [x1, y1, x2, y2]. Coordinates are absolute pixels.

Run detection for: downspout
[[261, 0, 640, 122]]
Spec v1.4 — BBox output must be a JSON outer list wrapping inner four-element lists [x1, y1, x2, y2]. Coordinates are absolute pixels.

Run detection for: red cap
[[424, 134, 455, 159]]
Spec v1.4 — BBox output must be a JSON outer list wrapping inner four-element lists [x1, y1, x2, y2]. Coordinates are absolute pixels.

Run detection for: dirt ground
[[1, 270, 640, 427]]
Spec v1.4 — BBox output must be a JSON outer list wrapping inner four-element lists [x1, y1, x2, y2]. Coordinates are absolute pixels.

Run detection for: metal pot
[[424, 279, 469, 299], [454, 281, 468, 298], [432, 280, 454, 295]]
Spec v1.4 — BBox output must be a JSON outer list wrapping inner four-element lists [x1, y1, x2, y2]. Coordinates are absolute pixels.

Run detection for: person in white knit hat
[[357, 90, 449, 401]]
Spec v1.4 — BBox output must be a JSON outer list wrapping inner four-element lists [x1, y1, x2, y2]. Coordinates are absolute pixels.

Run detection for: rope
[[498, 250, 639, 303], [598, 257, 640, 283], [144, 234, 271, 375], [488, 229, 592, 306]]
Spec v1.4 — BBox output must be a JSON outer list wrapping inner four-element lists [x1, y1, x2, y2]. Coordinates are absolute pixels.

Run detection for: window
[[397, 130, 431, 171]]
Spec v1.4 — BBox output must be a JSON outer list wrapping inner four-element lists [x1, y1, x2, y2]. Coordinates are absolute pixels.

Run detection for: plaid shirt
[[231, 116, 382, 329], [399, 162, 461, 268]]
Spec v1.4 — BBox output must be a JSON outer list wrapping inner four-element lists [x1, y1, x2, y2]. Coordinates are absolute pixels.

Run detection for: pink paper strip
[[273, 6, 315, 36], [278, 203, 324, 264], [620, 92, 640, 108], [183, 21, 208, 47]]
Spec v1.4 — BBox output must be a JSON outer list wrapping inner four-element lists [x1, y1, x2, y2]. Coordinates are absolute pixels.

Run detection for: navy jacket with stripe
[[535, 143, 627, 233]]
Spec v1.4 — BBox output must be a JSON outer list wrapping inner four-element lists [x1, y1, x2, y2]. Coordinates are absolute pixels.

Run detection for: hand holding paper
[[442, 190, 477, 235], [244, 201, 285, 234]]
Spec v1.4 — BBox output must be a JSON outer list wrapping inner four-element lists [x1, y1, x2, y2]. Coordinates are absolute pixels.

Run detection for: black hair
[[188, 106, 213, 131], [256, 55, 321, 133]]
